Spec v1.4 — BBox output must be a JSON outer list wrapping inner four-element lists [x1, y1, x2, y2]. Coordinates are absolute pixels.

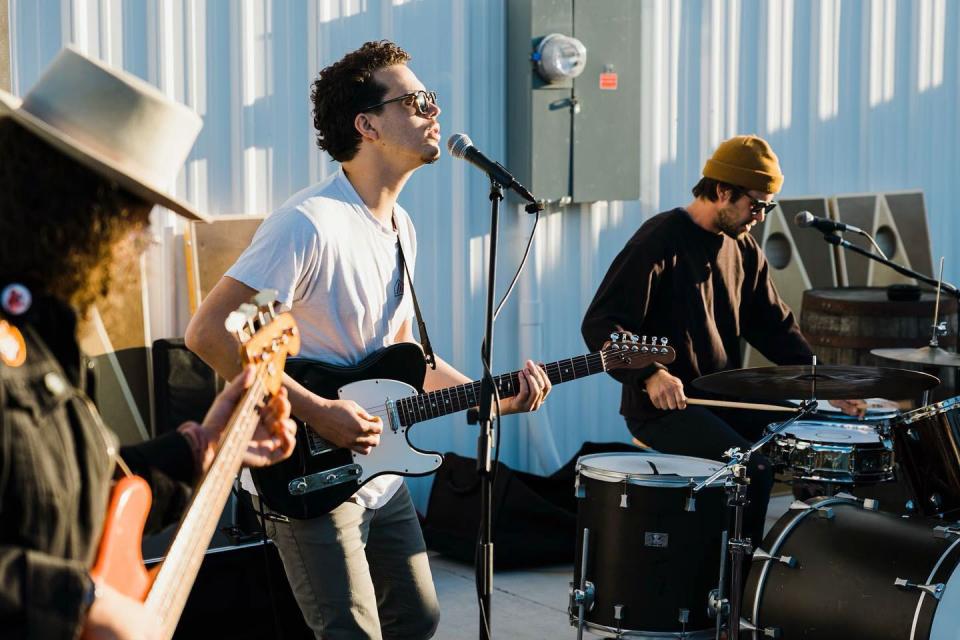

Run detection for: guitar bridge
[[288, 464, 362, 495]]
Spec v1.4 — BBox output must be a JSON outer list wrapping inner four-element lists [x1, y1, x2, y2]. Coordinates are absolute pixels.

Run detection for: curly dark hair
[[311, 40, 412, 162], [0, 120, 153, 315]]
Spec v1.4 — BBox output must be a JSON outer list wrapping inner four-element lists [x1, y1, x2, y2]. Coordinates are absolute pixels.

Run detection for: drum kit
[[569, 354, 960, 638]]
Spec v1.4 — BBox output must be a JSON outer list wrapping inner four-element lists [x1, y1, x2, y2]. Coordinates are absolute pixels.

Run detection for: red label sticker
[[599, 72, 618, 90]]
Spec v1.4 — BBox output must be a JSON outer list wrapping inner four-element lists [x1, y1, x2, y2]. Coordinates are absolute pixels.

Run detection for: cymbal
[[692, 365, 940, 401], [871, 346, 960, 368]]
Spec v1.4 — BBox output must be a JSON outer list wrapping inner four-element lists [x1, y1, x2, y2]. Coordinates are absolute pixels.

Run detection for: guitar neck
[[397, 352, 607, 426], [144, 377, 266, 638]]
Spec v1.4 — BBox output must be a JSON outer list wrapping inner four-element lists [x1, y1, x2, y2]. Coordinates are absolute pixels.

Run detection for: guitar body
[[252, 342, 437, 520], [89, 475, 157, 601]]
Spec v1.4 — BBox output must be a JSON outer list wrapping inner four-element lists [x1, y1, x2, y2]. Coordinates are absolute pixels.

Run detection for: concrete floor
[[429, 494, 796, 639]]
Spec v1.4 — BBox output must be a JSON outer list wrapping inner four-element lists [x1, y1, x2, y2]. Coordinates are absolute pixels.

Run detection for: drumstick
[[686, 397, 800, 412]]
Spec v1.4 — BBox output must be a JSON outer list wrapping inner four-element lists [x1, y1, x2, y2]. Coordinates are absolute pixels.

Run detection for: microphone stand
[[822, 233, 960, 300], [474, 177, 503, 640]]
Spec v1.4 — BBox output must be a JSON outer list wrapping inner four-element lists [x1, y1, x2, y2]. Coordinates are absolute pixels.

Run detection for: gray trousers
[[266, 483, 440, 640]]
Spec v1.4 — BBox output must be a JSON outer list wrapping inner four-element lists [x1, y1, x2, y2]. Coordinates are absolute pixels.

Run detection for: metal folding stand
[[473, 177, 504, 640], [692, 396, 818, 640]]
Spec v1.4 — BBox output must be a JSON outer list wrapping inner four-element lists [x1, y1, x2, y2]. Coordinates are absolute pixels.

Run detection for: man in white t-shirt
[[185, 40, 551, 639]]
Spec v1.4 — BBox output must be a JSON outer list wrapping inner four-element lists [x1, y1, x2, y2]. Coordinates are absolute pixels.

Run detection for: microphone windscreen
[[447, 133, 472, 159], [794, 211, 815, 228]]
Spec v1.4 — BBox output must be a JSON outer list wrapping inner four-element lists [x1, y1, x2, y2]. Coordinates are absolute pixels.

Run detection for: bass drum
[[743, 496, 960, 639], [572, 452, 726, 638]]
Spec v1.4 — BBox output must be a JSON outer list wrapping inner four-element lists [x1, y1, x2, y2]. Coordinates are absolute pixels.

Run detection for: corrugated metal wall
[[9, 0, 960, 509]]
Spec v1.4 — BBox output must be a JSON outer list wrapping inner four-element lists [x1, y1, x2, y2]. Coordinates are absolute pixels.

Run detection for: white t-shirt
[[227, 168, 416, 509]]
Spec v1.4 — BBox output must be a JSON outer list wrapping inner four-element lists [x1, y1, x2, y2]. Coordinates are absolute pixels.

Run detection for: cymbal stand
[[925, 257, 948, 405], [692, 399, 817, 640]]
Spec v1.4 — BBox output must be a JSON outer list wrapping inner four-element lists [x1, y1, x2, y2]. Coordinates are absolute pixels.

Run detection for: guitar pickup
[[288, 464, 362, 495]]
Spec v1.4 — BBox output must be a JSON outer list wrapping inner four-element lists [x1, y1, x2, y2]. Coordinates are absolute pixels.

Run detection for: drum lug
[[934, 524, 960, 539], [574, 476, 585, 499], [739, 617, 782, 638], [894, 577, 945, 600], [835, 492, 880, 511], [752, 547, 798, 568]]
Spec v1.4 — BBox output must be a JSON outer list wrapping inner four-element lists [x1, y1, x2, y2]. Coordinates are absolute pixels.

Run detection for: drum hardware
[[688, 399, 819, 640], [571, 528, 595, 640], [934, 524, 960, 539], [749, 549, 795, 567], [894, 578, 946, 600], [833, 491, 880, 511]]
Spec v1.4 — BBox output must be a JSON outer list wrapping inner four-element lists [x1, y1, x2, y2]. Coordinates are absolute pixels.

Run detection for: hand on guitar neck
[[188, 365, 297, 470]]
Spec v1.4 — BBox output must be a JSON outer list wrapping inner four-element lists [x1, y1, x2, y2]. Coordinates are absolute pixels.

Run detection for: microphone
[[447, 133, 536, 203], [794, 211, 865, 235]]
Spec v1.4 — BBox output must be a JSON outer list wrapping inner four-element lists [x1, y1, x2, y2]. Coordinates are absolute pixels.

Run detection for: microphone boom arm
[[822, 233, 960, 300]]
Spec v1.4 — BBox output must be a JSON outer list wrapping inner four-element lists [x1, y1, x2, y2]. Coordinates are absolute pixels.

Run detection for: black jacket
[[0, 292, 196, 639]]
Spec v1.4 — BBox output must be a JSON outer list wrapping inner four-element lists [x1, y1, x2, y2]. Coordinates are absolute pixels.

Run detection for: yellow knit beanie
[[702, 135, 784, 194]]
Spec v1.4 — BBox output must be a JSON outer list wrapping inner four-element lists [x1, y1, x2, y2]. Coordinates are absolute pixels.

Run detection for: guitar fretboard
[[396, 352, 607, 426]]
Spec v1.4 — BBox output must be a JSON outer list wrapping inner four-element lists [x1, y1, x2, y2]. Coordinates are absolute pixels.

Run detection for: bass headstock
[[224, 289, 300, 395], [601, 332, 676, 372]]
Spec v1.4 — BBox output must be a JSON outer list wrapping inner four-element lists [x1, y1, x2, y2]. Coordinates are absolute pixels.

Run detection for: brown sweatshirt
[[581, 208, 814, 420]]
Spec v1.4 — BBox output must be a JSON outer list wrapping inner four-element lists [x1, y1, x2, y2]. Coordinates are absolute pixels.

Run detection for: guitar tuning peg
[[253, 288, 280, 319], [641, 335, 648, 345], [630, 334, 639, 343], [224, 311, 249, 343], [660, 337, 668, 346], [238, 303, 259, 334], [610, 332, 620, 341]]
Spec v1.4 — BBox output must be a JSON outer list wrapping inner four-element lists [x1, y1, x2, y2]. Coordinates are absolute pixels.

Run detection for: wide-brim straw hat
[[0, 46, 210, 222]]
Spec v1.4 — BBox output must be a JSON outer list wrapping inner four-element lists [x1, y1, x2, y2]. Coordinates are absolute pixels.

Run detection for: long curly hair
[[0, 119, 153, 315], [311, 40, 411, 162]]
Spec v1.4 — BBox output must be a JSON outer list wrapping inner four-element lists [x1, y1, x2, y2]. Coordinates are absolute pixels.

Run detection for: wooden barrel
[[800, 287, 957, 401]]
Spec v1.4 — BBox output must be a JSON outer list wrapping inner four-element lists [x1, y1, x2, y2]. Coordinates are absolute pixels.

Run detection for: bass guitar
[[252, 332, 674, 519], [87, 293, 298, 639]]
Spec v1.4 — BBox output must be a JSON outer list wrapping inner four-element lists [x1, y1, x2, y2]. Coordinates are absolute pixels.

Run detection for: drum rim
[[899, 395, 960, 425], [576, 451, 725, 486], [576, 619, 714, 638], [911, 534, 960, 639], [766, 420, 885, 442]]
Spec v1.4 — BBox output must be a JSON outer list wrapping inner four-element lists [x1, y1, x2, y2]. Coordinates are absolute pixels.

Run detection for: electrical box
[[507, 0, 642, 204]]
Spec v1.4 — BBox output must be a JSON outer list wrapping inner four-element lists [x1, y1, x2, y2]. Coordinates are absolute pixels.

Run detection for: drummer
[[581, 135, 865, 546]]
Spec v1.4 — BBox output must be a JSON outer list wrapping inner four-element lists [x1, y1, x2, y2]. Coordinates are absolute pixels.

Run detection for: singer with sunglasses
[[581, 135, 866, 549], [185, 41, 551, 639]]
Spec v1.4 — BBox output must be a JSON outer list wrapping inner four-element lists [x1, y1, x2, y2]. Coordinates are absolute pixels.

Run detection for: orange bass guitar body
[[89, 475, 158, 601]]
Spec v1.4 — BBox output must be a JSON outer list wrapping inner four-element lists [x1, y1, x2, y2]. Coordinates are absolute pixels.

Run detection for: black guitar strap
[[395, 226, 436, 370]]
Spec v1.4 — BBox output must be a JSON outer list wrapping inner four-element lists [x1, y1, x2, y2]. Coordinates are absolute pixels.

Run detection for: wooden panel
[[185, 215, 265, 312]]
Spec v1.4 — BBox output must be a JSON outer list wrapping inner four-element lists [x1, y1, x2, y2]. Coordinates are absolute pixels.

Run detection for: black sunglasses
[[733, 190, 777, 215], [362, 90, 438, 117]]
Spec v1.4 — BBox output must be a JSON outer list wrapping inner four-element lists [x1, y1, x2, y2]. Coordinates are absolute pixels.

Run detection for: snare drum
[[764, 419, 894, 485], [894, 396, 960, 516], [744, 496, 960, 639], [571, 452, 725, 638]]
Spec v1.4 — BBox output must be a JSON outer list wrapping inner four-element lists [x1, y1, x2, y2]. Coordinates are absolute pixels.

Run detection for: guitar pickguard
[[338, 378, 443, 482]]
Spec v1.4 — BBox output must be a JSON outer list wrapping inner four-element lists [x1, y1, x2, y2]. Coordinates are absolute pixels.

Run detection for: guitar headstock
[[225, 289, 300, 395], [601, 332, 676, 372]]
